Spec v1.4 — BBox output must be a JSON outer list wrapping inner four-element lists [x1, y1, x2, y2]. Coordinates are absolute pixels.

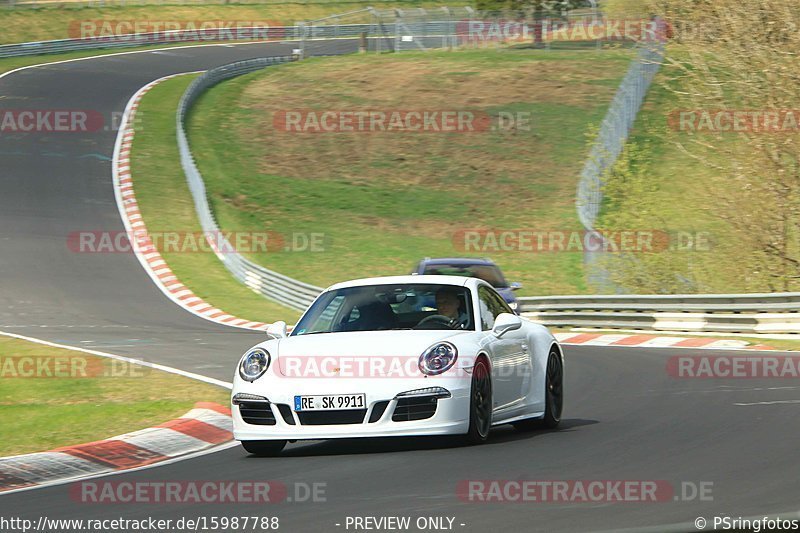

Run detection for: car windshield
[[292, 283, 474, 335], [421, 263, 507, 288]]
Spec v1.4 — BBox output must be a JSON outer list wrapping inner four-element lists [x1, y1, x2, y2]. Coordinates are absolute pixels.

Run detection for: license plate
[[294, 394, 366, 411]]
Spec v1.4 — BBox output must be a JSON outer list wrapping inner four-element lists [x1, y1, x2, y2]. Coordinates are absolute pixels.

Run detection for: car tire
[[241, 440, 287, 456], [466, 358, 492, 444], [542, 350, 563, 428], [513, 349, 563, 431]]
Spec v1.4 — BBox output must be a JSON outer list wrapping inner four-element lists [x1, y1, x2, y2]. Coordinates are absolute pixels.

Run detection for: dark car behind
[[411, 257, 522, 314]]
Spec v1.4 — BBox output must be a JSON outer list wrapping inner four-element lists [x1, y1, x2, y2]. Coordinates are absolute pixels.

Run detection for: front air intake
[[238, 402, 277, 426], [392, 396, 438, 422]]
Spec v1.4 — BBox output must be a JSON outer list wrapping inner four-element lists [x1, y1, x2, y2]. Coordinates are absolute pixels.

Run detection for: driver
[[435, 288, 469, 329]]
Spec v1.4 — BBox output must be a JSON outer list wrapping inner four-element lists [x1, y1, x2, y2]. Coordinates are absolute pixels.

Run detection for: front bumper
[[232, 377, 471, 441]]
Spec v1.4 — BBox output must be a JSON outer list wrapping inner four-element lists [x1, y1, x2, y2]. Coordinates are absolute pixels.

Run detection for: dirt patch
[[230, 53, 621, 201]]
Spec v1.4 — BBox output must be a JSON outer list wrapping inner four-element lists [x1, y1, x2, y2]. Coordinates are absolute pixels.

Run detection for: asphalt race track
[[2, 40, 800, 532], [0, 40, 357, 378]]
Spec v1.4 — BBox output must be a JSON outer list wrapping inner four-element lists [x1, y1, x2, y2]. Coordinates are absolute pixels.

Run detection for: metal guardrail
[[176, 56, 324, 311], [519, 294, 800, 334]]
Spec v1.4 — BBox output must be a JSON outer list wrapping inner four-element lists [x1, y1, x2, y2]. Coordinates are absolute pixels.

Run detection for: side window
[[478, 287, 499, 331], [488, 289, 513, 316]]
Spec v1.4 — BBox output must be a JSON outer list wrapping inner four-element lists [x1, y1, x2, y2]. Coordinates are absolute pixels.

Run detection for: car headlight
[[509, 301, 518, 311], [239, 348, 271, 382], [419, 342, 458, 376]]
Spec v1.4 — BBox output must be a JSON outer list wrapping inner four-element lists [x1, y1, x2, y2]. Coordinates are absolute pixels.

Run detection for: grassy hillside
[[185, 48, 633, 297]]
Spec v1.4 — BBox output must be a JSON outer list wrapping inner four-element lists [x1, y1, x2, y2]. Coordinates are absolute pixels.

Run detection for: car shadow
[[482, 418, 598, 446], [247, 418, 598, 458]]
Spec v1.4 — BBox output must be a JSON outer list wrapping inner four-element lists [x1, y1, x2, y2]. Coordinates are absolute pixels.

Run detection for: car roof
[[418, 257, 497, 267], [328, 275, 477, 291]]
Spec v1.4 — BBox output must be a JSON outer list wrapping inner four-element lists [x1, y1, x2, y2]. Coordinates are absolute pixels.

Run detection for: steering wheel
[[415, 314, 455, 329]]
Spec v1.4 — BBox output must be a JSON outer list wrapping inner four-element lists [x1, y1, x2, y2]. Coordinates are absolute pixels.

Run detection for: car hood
[[273, 330, 469, 359]]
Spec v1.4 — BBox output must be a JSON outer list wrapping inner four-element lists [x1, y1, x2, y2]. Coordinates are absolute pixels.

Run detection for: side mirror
[[510, 282, 523, 291], [492, 313, 522, 338], [266, 321, 287, 339]]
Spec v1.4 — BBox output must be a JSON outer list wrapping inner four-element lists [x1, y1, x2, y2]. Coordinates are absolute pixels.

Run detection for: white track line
[[0, 40, 281, 81], [734, 400, 800, 406]]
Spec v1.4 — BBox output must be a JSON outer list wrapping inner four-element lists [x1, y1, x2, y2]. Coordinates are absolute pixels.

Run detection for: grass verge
[[0, 335, 230, 456], [130, 74, 302, 324]]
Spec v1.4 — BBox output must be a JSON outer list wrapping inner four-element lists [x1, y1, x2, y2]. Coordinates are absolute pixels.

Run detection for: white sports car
[[231, 275, 564, 455]]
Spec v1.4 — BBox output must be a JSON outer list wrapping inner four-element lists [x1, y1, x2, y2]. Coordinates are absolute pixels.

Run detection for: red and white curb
[[0, 402, 232, 494], [112, 74, 269, 331], [555, 332, 777, 351]]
